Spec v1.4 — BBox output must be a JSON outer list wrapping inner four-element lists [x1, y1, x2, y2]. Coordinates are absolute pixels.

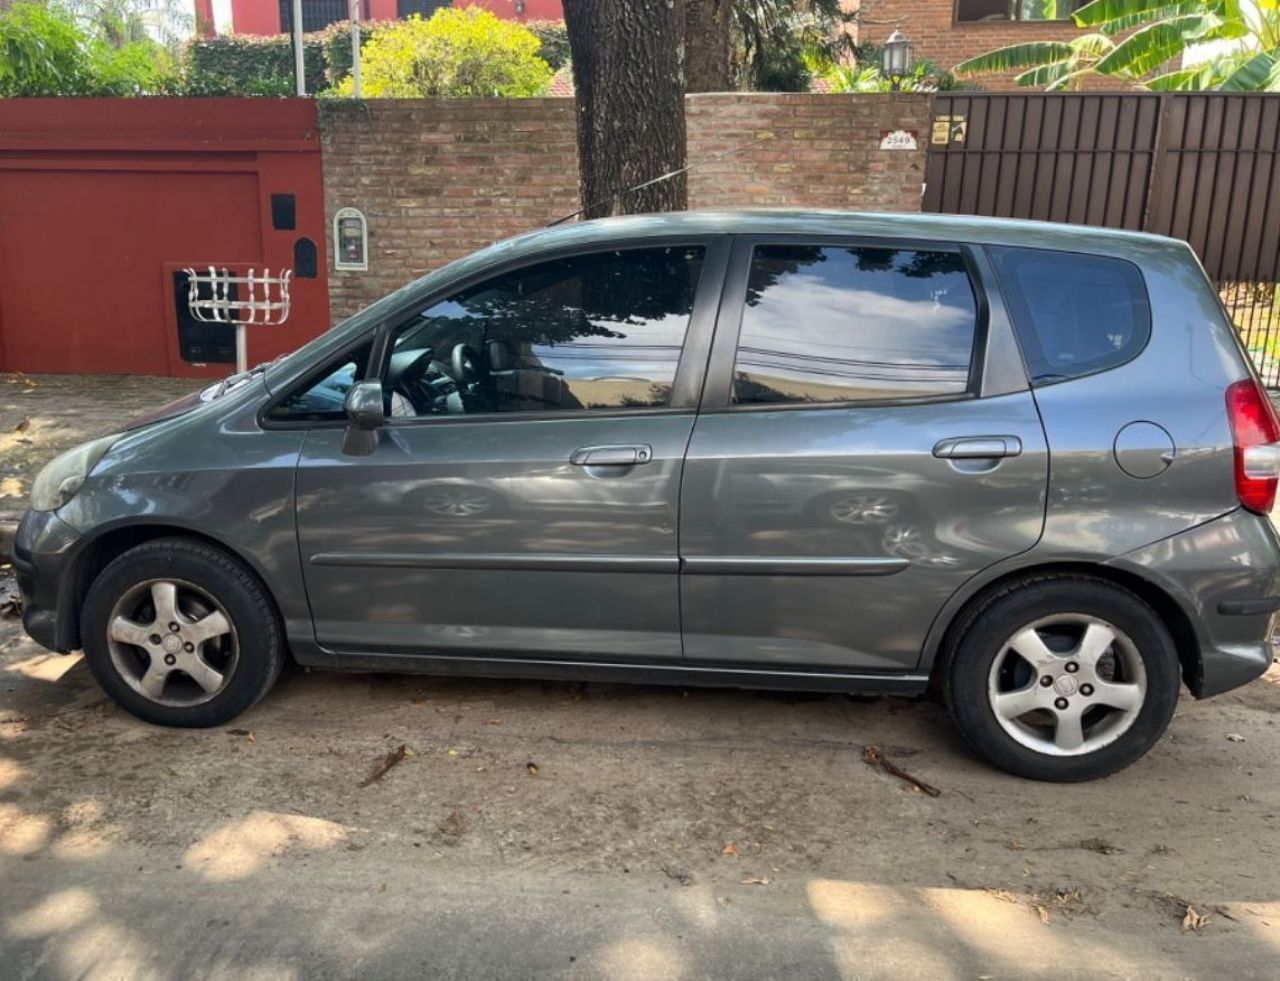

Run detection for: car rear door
[[678, 236, 1048, 673], [289, 237, 729, 662]]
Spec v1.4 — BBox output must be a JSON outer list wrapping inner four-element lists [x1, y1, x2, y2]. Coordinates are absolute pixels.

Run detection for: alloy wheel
[[986, 614, 1147, 757], [106, 579, 238, 707]]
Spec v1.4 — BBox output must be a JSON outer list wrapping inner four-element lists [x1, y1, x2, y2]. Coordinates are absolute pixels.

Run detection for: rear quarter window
[[989, 246, 1151, 387]]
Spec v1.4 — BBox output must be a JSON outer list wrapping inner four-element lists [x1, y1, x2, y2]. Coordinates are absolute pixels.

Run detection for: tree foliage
[[334, 7, 551, 98], [523, 19, 570, 70], [731, 0, 858, 91], [54, 0, 191, 55], [955, 0, 1280, 91], [0, 1, 175, 96], [820, 53, 961, 93]]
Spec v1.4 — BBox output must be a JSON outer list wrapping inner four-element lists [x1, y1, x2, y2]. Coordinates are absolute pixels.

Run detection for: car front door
[[679, 237, 1048, 673], [287, 239, 727, 662]]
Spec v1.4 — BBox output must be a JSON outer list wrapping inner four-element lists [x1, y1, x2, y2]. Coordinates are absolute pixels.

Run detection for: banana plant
[[955, 0, 1280, 91]]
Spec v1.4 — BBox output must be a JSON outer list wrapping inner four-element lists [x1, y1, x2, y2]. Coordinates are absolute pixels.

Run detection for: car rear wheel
[[81, 538, 284, 727], [945, 576, 1181, 782]]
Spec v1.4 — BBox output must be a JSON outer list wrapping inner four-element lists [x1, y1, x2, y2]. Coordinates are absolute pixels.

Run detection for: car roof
[[498, 209, 1187, 260]]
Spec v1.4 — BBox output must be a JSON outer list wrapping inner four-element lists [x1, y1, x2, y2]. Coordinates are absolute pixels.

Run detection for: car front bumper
[[10, 508, 83, 654]]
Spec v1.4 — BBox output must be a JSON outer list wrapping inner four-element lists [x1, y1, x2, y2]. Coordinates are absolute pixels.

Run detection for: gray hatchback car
[[13, 211, 1280, 781]]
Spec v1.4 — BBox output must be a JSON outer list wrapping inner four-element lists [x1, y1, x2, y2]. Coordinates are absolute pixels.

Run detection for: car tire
[[944, 575, 1181, 782], [81, 537, 284, 728]]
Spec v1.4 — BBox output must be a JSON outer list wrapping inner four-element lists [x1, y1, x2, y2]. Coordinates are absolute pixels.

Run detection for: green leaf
[[1074, 0, 1215, 31], [1145, 65, 1214, 89], [1046, 68, 1094, 91], [953, 41, 1076, 76], [1217, 50, 1278, 90], [1015, 60, 1079, 87], [1095, 14, 1230, 77], [1069, 32, 1117, 57]]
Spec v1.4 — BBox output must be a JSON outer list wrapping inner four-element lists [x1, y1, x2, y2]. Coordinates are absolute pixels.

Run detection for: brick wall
[[855, 0, 1132, 90], [687, 93, 928, 212], [320, 93, 931, 316], [319, 99, 578, 318]]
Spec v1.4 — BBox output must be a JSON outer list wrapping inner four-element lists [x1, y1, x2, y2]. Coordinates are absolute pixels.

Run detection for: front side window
[[990, 246, 1151, 386], [383, 246, 705, 418], [732, 245, 979, 406], [267, 341, 373, 422], [955, 0, 1084, 22]]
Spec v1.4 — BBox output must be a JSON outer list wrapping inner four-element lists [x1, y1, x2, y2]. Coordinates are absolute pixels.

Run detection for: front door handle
[[933, 436, 1023, 460], [570, 444, 653, 467]]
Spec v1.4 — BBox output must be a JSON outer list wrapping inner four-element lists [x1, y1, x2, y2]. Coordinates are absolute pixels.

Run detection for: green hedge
[[183, 32, 328, 96], [182, 16, 566, 97]]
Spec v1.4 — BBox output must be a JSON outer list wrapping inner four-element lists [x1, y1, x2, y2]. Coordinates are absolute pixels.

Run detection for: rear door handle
[[933, 436, 1023, 460], [570, 444, 653, 467]]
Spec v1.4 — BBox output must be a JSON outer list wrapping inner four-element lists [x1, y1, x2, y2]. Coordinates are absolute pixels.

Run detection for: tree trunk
[[685, 0, 732, 93], [563, 0, 687, 219]]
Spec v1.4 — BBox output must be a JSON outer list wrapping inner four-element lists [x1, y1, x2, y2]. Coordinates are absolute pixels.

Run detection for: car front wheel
[[81, 538, 284, 727], [945, 576, 1181, 782]]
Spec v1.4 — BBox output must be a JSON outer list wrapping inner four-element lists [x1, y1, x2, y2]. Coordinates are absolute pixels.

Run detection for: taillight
[[1225, 378, 1280, 513]]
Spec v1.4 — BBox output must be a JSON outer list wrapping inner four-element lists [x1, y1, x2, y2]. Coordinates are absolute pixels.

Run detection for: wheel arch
[[924, 561, 1201, 696], [57, 520, 287, 654]]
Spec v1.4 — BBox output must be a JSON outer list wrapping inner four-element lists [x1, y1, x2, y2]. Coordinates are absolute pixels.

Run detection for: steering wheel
[[451, 343, 486, 385], [394, 347, 445, 415]]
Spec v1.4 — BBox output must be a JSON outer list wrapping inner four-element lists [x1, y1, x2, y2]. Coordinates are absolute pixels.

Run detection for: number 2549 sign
[[879, 130, 919, 151]]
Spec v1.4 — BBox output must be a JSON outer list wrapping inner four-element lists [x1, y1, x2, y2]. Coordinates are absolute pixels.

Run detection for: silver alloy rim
[[106, 578, 238, 707], [987, 614, 1147, 757]]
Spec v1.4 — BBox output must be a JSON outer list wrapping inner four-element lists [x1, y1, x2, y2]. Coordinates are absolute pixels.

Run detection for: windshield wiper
[[211, 354, 286, 399]]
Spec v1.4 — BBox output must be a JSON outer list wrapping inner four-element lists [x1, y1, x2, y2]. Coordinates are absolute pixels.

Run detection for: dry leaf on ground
[[359, 743, 413, 788], [1182, 905, 1210, 932]]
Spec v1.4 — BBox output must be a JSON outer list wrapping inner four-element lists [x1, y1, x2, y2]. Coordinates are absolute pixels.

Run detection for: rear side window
[[990, 247, 1151, 386], [732, 245, 979, 405]]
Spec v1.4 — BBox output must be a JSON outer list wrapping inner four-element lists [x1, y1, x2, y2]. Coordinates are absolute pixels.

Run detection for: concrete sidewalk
[[0, 373, 197, 547]]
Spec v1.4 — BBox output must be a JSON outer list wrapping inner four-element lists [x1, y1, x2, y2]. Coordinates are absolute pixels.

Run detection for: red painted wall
[[0, 99, 330, 378], [227, 0, 561, 35], [227, 0, 278, 35], [467, 0, 563, 20]]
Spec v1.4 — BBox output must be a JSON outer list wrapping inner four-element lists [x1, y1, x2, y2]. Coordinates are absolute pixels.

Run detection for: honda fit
[[12, 212, 1280, 781]]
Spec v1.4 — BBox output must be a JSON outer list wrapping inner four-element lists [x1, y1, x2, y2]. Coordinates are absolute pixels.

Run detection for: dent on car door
[[679, 238, 1048, 672], [285, 239, 729, 661]]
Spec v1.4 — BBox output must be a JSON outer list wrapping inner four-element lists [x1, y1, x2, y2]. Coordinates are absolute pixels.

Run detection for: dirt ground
[[2, 373, 1280, 978], [1, 605, 1278, 979], [0, 373, 195, 516]]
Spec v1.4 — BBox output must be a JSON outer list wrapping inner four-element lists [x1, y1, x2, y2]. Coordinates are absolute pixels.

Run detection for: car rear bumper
[[10, 508, 83, 654], [1110, 508, 1280, 698]]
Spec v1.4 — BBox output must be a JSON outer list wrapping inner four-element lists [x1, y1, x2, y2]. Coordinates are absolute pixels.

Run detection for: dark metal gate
[[924, 92, 1280, 386]]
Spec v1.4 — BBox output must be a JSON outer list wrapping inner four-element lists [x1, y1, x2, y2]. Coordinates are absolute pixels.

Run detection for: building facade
[[853, 0, 1108, 88], [224, 0, 562, 35]]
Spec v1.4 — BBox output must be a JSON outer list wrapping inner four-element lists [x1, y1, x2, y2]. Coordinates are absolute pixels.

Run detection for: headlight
[[29, 434, 121, 512]]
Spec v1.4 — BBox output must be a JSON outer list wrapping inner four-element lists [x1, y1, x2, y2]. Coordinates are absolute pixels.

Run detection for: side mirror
[[345, 381, 385, 431], [342, 381, 384, 456]]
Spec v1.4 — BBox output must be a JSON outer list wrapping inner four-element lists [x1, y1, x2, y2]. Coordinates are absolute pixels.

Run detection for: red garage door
[[0, 100, 329, 378]]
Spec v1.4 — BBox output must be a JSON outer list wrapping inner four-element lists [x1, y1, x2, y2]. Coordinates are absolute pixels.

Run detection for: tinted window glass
[[268, 342, 372, 421], [733, 245, 978, 405], [384, 246, 704, 417], [990, 247, 1151, 386]]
